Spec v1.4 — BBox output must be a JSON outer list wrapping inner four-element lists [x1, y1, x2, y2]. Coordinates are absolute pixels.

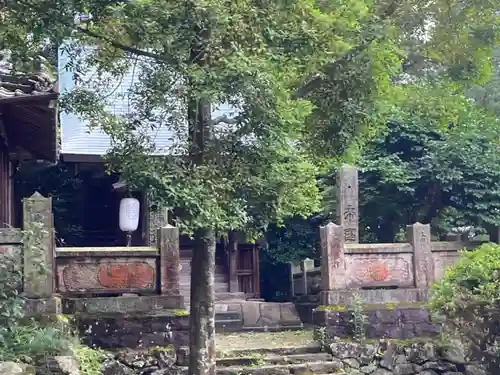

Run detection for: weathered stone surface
[[63, 295, 184, 314], [343, 358, 361, 369], [260, 303, 282, 326], [280, 303, 301, 324], [41, 356, 80, 375], [101, 359, 136, 375], [315, 306, 441, 340], [440, 346, 466, 364], [465, 365, 488, 375], [75, 313, 189, 349], [394, 363, 422, 375], [0, 362, 35, 375]]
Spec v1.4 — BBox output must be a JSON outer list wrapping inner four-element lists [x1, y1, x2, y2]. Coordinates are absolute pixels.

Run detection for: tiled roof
[[58, 45, 237, 159], [0, 53, 57, 100]]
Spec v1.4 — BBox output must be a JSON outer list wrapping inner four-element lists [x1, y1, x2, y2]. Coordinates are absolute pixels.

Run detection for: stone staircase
[[179, 249, 245, 310], [176, 344, 342, 375]]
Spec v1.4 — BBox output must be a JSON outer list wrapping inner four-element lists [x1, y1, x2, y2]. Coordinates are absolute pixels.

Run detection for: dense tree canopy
[[357, 90, 500, 242], [1, 1, 500, 374]]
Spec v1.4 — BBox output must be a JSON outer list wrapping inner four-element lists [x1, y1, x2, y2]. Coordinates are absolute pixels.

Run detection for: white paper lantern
[[119, 197, 140, 232]]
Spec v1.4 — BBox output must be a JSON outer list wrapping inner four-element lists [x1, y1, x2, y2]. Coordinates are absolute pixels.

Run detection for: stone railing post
[[301, 258, 314, 296], [158, 225, 181, 297], [148, 204, 169, 246], [407, 222, 434, 289], [22, 192, 54, 299], [319, 222, 346, 304]]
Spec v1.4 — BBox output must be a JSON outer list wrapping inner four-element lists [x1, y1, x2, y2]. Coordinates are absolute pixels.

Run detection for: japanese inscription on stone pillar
[[319, 222, 346, 291], [148, 205, 169, 246], [407, 222, 434, 288], [337, 165, 359, 243]]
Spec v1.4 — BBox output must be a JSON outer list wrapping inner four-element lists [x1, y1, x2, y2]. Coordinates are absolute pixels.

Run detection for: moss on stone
[[167, 309, 189, 317], [316, 301, 427, 312]]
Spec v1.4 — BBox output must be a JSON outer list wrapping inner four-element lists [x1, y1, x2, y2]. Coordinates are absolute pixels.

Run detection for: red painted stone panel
[[57, 258, 157, 294], [345, 254, 413, 288], [97, 263, 155, 289]]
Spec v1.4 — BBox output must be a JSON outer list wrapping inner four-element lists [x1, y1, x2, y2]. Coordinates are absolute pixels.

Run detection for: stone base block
[[314, 304, 442, 340], [25, 297, 62, 315], [319, 288, 429, 305], [62, 295, 185, 314], [74, 312, 189, 349]]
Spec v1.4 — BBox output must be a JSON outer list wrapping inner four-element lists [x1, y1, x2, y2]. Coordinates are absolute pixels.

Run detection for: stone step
[[214, 292, 246, 301], [215, 319, 243, 331], [217, 352, 332, 367], [219, 345, 322, 357], [178, 360, 343, 375], [215, 325, 305, 333], [176, 345, 322, 366], [215, 311, 242, 321]]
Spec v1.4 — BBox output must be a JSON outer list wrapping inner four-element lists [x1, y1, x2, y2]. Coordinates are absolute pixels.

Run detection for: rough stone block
[[25, 297, 61, 315], [227, 303, 243, 314], [374, 309, 402, 324], [260, 303, 282, 326], [242, 302, 261, 327], [401, 307, 430, 323], [280, 303, 301, 324]]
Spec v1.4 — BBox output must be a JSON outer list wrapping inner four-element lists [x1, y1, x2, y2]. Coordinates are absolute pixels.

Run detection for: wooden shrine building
[[57, 47, 261, 302], [0, 59, 59, 228]]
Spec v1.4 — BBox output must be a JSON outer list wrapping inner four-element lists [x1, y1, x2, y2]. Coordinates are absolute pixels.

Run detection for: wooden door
[[236, 244, 260, 298]]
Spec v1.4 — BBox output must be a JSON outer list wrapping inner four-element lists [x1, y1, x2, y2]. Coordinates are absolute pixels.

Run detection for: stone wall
[[215, 301, 302, 330], [314, 305, 441, 340], [74, 312, 189, 349], [326, 340, 487, 375]]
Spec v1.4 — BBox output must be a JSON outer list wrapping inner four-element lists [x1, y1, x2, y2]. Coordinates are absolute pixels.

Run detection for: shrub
[[429, 242, 500, 371]]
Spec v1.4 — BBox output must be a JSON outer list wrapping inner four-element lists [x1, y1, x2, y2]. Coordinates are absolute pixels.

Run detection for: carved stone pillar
[[337, 165, 359, 243], [407, 222, 434, 288]]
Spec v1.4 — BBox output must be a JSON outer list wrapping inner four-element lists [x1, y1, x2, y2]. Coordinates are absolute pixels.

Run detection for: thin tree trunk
[[189, 228, 216, 375], [186, 3, 215, 372]]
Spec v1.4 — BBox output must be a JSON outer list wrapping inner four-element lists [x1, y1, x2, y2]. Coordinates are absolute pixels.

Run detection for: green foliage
[[349, 293, 367, 342], [265, 216, 322, 264], [340, 90, 500, 242], [2, 0, 499, 239], [429, 243, 500, 371], [0, 249, 24, 332], [468, 48, 500, 118], [0, 245, 72, 362], [72, 344, 105, 375], [0, 217, 89, 365], [15, 163, 85, 246]]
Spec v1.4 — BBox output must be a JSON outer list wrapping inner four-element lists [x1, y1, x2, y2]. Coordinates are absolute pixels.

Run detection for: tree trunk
[[188, 228, 216, 375], [186, 5, 215, 373]]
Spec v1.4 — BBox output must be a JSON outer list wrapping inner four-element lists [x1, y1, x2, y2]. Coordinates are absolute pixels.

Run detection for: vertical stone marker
[[337, 165, 359, 243], [407, 222, 434, 288], [22, 192, 54, 298], [158, 225, 181, 297], [319, 222, 346, 304], [148, 206, 169, 246]]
